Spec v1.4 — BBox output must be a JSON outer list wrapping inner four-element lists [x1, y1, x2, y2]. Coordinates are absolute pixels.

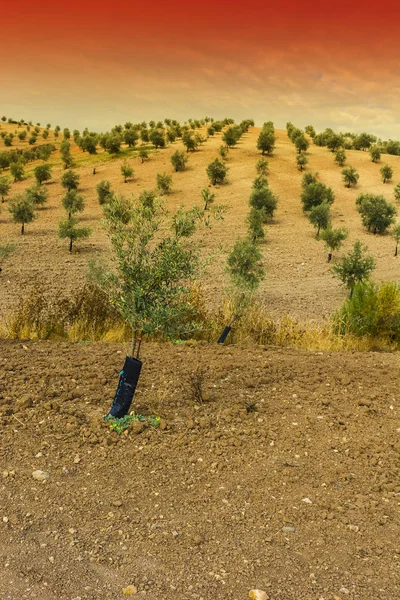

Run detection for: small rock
[[48, 556, 54, 564], [73, 455, 81, 464], [339, 588, 350, 595], [302, 497, 312, 504], [281, 526, 296, 533], [32, 470, 50, 482], [358, 399, 371, 407], [130, 422, 146, 435], [249, 590, 269, 600], [122, 585, 137, 595], [112, 500, 123, 507]]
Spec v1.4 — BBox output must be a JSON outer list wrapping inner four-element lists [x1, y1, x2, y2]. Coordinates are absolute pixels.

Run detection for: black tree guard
[[106, 355, 142, 418], [217, 325, 232, 344]]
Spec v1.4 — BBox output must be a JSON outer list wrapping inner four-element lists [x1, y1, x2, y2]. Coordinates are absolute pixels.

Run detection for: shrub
[[252, 175, 269, 190], [394, 184, 400, 202], [60, 140, 73, 169], [149, 129, 166, 149], [333, 281, 400, 342], [257, 127, 275, 155], [320, 227, 348, 260], [171, 150, 188, 172], [380, 164, 393, 183], [61, 169, 80, 191], [96, 180, 113, 205], [332, 240, 375, 297], [138, 148, 149, 163], [356, 193, 397, 234], [247, 207, 265, 242], [201, 188, 215, 211], [206, 158, 228, 185], [103, 194, 132, 225], [222, 125, 242, 148], [156, 172, 172, 195]]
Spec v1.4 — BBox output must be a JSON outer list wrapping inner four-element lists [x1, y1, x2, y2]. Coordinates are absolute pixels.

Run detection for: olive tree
[[26, 185, 48, 208], [96, 180, 113, 205], [391, 224, 400, 257], [320, 227, 348, 261], [34, 164, 52, 185], [247, 207, 265, 242], [8, 194, 36, 234], [121, 160, 134, 183], [61, 169, 80, 191], [356, 194, 397, 234], [156, 173, 172, 195], [256, 157, 269, 176], [0, 177, 10, 202], [380, 164, 393, 183], [249, 185, 278, 222], [257, 127, 275, 155], [296, 153, 308, 171], [201, 188, 215, 211], [342, 166, 359, 188], [307, 202, 331, 238], [332, 240, 375, 297], [171, 150, 188, 172], [58, 217, 90, 252], [10, 162, 24, 182], [369, 146, 381, 162], [62, 190, 85, 218], [335, 149, 346, 167], [301, 181, 334, 212], [206, 158, 228, 185]]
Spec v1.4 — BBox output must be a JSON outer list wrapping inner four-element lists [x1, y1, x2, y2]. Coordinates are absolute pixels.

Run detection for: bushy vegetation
[[356, 194, 397, 234]]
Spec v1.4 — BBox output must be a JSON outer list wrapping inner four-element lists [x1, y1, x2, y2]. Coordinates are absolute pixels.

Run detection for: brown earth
[[1, 339, 400, 599], [1, 125, 400, 322]]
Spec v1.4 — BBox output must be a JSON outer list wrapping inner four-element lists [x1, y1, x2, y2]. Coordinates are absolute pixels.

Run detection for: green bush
[[333, 281, 400, 342]]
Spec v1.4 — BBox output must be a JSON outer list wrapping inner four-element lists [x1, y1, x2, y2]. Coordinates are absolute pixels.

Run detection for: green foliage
[[307, 202, 331, 237], [104, 412, 160, 435], [247, 207, 265, 242], [391, 223, 400, 256], [352, 132, 376, 151], [227, 237, 265, 291], [326, 133, 343, 153], [302, 172, 318, 188], [103, 194, 132, 225], [222, 125, 242, 148], [206, 158, 228, 185], [334, 149, 346, 167], [333, 281, 400, 341], [58, 216, 91, 252], [380, 164, 393, 183], [28, 135, 37, 145], [61, 169, 80, 191], [149, 129, 166, 149], [182, 131, 198, 152], [320, 227, 348, 255], [124, 129, 139, 147], [138, 147, 149, 163], [62, 190, 85, 217], [301, 181, 334, 212], [10, 161, 24, 182], [171, 150, 188, 172], [249, 185, 277, 221], [256, 157, 269, 176], [296, 152, 308, 171], [257, 124, 275, 155], [394, 184, 400, 202], [96, 180, 113, 205], [156, 172, 172, 195], [18, 130, 27, 141], [305, 125, 316, 138], [90, 197, 202, 340], [26, 184, 48, 208], [8, 194, 36, 234], [201, 188, 215, 211], [4, 134, 13, 147], [0, 241, 16, 262], [293, 133, 309, 153], [341, 165, 359, 188], [369, 145, 381, 162], [252, 175, 268, 190], [356, 193, 397, 234], [63, 128, 71, 140], [121, 160, 134, 183], [332, 240, 375, 296], [105, 134, 122, 154], [34, 163, 52, 185], [0, 176, 10, 201], [171, 205, 201, 237]]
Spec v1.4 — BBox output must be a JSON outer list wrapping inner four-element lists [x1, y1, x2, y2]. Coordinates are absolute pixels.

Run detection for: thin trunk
[[69, 237, 73, 253], [395, 242, 398, 257], [21, 223, 24, 235]]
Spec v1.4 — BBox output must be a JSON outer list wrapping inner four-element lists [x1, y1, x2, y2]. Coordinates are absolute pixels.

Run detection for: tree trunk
[[395, 243, 398, 257], [69, 237, 73, 253], [21, 223, 24, 235]]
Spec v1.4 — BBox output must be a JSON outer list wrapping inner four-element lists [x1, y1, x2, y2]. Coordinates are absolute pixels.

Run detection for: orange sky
[[2, 0, 400, 136]]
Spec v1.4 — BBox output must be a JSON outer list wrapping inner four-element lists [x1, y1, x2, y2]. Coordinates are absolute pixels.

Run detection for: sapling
[[8, 194, 36, 234]]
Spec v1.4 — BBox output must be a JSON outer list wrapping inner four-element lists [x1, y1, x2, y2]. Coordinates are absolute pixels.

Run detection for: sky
[[2, 0, 400, 137]]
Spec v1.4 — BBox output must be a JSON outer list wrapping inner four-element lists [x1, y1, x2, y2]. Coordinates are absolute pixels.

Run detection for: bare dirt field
[[1, 339, 400, 600], [2, 125, 400, 322]]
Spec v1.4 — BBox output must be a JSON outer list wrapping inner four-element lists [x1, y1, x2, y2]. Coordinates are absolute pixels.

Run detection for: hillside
[[2, 124, 400, 323]]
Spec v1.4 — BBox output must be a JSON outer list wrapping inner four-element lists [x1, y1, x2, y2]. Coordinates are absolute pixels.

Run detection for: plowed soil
[[1, 340, 399, 599]]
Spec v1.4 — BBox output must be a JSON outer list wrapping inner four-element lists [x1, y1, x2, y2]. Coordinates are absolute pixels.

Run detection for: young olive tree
[[332, 240, 375, 297], [256, 157, 269, 176], [369, 146, 381, 163], [380, 164, 393, 183], [247, 207, 265, 242], [307, 202, 331, 238], [342, 166, 359, 188], [156, 173, 172, 195], [138, 148, 149, 163], [58, 216, 91, 252], [34, 164, 52, 185], [62, 190, 85, 218], [26, 185, 48, 208], [320, 227, 348, 262], [121, 160, 134, 183], [391, 224, 400, 257], [171, 150, 188, 172], [10, 161, 25, 182], [201, 188, 215, 211], [296, 153, 308, 171], [61, 169, 80, 191], [96, 180, 113, 205], [356, 194, 397, 234], [0, 177, 10, 202], [8, 194, 36, 234], [249, 185, 277, 222], [206, 158, 228, 185], [335, 149, 346, 167]]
